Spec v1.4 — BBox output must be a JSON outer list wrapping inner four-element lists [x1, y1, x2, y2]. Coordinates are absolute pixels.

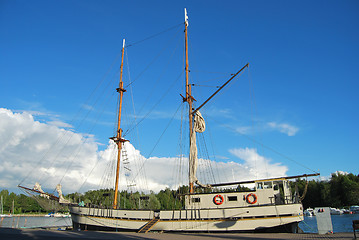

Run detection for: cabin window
[[257, 181, 273, 189], [228, 196, 237, 201], [192, 197, 200, 203], [263, 182, 272, 189]]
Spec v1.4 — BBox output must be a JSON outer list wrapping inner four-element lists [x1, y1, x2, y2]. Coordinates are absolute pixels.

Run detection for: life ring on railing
[[213, 195, 224, 205], [246, 193, 258, 204]]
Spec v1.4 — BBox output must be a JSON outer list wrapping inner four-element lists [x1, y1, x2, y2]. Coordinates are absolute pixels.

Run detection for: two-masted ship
[[20, 9, 319, 233]]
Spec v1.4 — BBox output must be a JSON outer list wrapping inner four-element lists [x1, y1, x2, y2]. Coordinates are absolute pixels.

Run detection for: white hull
[[70, 203, 303, 232]]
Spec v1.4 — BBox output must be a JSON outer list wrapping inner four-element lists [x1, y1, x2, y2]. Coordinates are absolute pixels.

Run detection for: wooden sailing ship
[[67, 9, 318, 232], [20, 9, 319, 232]]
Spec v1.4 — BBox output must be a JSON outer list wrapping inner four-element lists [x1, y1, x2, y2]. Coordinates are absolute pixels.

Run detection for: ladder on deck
[[138, 217, 160, 233]]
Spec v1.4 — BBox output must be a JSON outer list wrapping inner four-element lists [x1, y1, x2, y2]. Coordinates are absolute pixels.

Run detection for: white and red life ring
[[213, 194, 224, 205], [246, 193, 258, 204]]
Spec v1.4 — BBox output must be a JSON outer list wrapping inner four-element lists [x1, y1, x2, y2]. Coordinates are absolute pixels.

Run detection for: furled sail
[[33, 182, 50, 199], [189, 111, 210, 188], [56, 184, 71, 204]]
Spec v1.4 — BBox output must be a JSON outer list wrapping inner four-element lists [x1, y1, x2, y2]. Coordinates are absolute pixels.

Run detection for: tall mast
[[113, 39, 126, 209], [184, 8, 194, 194]]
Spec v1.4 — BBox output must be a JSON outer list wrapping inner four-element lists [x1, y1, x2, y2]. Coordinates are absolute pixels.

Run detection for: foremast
[[112, 39, 127, 209]]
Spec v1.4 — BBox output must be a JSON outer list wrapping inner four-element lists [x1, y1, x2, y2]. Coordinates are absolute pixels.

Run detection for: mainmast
[[184, 8, 195, 194], [112, 39, 127, 209]]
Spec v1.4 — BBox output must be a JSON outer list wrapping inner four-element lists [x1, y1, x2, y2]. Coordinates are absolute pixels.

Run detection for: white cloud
[[81, 104, 95, 111], [204, 107, 235, 120], [234, 126, 251, 134], [267, 121, 299, 136], [47, 120, 73, 128], [0, 108, 289, 196], [228, 147, 288, 181], [318, 171, 349, 182], [0, 108, 100, 193], [333, 170, 349, 176]]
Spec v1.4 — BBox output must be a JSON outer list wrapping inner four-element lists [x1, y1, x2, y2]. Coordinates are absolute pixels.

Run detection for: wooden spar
[[209, 173, 320, 187], [113, 39, 126, 209], [18, 185, 60, 201], [192, 63, 249, 116], [184, 9, 194, 194]]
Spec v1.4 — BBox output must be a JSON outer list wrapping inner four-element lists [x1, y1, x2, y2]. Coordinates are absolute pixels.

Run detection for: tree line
[[0, 189, 44, 214], [1, 172, 358, 214], [293, 172, 359, 209]]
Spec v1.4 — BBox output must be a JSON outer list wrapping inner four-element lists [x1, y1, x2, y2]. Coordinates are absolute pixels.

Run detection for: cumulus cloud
[[228, 147, 288, 180], [123, 147, 288, 192], [267, 121, 299, 136], [47, 120, 73, 128], [0, 108, 102, 193], [0, 108, 289, 195]]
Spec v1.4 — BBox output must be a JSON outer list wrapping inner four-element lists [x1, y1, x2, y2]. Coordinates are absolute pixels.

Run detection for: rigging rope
[[48, 89, 118, 189], [191, 84, 220, 88], [206, 115, 319, 174], [125, 22, 183, 48], [19, 51, 123, 186], [129, 103, 183, 183], [136, 32, 183, 117], [123, 70, 184, 137], [174, 103, 186, 191], [124, 27, 183, 89], [37, 71, 118, 186], [197, 132, 216, 185], [247, 67, 259, 179], [204, 112, 225, 184], [300, 178, 309, 201], [23, 22, 183, 187], [125, 51, 150, 193]]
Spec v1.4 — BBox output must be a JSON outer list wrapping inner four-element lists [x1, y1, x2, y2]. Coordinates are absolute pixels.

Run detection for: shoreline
[[12, 214, 47, 217], [1, 214, 47, 217], [1, 213, 70, 217]]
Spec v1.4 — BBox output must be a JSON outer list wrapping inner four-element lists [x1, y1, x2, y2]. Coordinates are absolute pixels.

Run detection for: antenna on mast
[[184, 8, 189, 27]]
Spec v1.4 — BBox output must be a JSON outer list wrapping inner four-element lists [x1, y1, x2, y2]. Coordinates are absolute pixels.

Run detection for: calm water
[[0, 214, 358, 232], [0, 216, 72, 229], [299, 214, 358, 233]]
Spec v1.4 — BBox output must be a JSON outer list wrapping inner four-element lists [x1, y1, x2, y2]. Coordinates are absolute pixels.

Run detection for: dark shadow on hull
[[254, 222, 299, 233], [73, 221, 299, 233], [73, 222, 134, 232]]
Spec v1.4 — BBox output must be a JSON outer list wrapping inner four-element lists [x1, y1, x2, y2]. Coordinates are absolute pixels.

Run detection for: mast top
[[184, 8, 189, 27], [122, 39, 125, 48]]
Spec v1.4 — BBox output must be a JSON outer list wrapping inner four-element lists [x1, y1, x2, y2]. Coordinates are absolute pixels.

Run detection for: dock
[[0, 228, 354, 240]]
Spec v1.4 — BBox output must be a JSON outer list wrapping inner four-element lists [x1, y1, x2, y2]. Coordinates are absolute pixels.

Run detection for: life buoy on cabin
[[246, 193, 258, 204], [213, 195, 224, 205]]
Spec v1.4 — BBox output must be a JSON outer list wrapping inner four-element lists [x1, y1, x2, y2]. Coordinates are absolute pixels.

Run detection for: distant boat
[[341, 209, 352, 214], [330, 208, 343, 215], [304, 208, 315, 216], [350, 206, 359, 214]]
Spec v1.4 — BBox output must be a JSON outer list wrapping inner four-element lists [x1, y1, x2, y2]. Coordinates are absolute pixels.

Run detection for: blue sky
[[0, 0, 358, 192]]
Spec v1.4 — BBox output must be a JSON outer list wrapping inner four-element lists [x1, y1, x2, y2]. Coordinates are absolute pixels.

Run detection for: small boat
[[330, 207, 343, 215], [304, 208, 315, 216], [350, 205, 359, 214], [341, 209, 352, 214]]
